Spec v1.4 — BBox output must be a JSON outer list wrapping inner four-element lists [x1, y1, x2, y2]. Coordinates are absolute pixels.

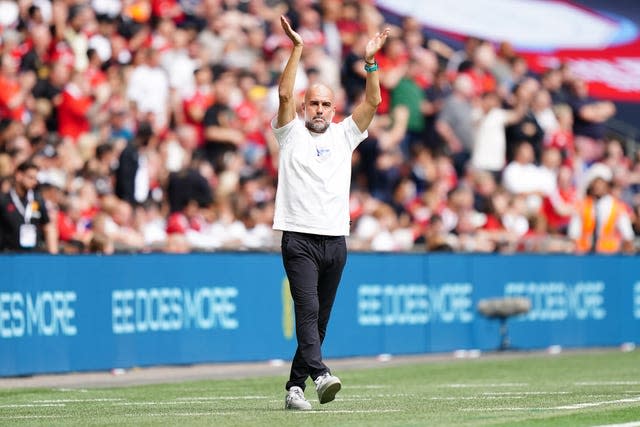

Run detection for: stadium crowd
[[0, 0, 639, 254]]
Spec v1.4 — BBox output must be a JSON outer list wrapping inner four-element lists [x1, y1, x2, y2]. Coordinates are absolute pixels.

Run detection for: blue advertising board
[[0, 253, 638, 377]]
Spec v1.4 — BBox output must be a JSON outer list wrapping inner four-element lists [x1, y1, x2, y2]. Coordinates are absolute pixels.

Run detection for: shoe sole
[[318, 380, 341, 404], [285, 403, 312, 411]]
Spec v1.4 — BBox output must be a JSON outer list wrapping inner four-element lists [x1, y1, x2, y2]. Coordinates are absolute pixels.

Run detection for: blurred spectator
[[502, 142, 550, 213], [541, 165, 577, 234], [0, 53, 31, 123], [544, 103, 575, 167], [201, 66, 245, 172], [126, 47, 170, 131], [505, 77, 544, 163], [540, 67, 570, 105], [532, 89, 559, 137], [567, 78, 616, 164], [390, 59, 431, 157], [167, 154, 213, 213], [341, 33, 369, 109], [115, 121, 156, 206], [57, 71, 93, 142], [61, 4, 93, 72], [435, 74, 476, 177], [471, 91, 525, 177], [461, 40, 497, 96]]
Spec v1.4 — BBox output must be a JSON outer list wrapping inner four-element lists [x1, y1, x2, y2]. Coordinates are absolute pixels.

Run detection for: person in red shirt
[[545, 104, 575, 167], [461, 41, 497, 96], [57, 70, 93, 142], [541, 165, 577, 234], [57, 195, 93, 250], [375, 36, 409, 115], [182, 65, 214, 144], [0, 54, 29, 122]]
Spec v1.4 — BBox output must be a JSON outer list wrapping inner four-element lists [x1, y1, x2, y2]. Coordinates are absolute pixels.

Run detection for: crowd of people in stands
[[0, 0, 639, 254]]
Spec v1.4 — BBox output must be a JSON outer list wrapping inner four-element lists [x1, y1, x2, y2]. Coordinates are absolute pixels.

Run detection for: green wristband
[[364, 61, 378, 72]]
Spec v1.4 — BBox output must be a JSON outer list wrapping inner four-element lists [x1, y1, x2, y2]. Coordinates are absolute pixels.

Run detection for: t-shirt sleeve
[[438, 99, 457, 128], [342, 115, 368, 151], [271, 116, 300, 148]]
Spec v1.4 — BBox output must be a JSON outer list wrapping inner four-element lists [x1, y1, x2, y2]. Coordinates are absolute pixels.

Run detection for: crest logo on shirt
[[316, 147, 330, 157]]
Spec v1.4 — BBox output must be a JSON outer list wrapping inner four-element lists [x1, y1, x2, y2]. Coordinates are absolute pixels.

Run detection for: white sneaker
[[314, 373, 341, 404], [285, 386, 312, 410]]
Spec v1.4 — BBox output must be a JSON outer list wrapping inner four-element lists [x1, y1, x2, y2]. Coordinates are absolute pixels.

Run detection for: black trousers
[[281, 231, 347, 391]]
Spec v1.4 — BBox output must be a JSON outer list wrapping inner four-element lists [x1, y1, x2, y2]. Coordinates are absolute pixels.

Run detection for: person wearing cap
[[272, 15, 389, 410], [0, 160, 58, 253], [568, 163, 635, 254]]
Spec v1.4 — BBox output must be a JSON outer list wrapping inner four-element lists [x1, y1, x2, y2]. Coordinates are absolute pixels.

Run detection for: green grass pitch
[[1, 349, 639, 426]]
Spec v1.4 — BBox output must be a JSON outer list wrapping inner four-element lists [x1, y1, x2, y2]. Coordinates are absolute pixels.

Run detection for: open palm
[[281, 15, 303, 46], [365, 28, 391, 60]]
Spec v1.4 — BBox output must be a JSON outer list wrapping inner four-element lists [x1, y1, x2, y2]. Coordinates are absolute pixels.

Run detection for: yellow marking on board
[[282, 277, 294, 340]]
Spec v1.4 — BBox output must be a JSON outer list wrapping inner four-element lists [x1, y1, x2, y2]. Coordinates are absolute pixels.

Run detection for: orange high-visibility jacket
[[575, 196, 625, 253]]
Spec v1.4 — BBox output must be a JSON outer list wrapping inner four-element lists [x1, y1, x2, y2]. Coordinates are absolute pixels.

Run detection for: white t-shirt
[[272, 115, 367, 236], [502, 161, 545, 195], [126, 64, 169, 127], [472, 108, 508, 172]]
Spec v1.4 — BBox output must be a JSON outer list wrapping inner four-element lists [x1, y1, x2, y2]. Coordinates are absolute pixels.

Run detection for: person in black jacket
[[0, 160, 58, 253], [115, 121, 154, 205]]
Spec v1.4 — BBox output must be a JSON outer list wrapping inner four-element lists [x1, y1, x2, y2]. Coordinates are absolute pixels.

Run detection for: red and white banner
[[377, 0, 640, 101]]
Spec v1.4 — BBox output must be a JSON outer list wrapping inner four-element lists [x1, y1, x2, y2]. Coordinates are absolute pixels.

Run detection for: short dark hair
[[16, 160, 38, 173]]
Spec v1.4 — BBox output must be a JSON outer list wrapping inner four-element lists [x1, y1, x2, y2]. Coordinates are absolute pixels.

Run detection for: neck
[[14, 186, 27, 198]]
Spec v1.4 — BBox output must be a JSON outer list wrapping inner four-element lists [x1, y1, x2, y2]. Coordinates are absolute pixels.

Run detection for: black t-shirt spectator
[[505, 112, 544, 163], [341, 51, 366, 108], [32, 78, 63, 132], [0, 190, 50, 252], [167, 168, 213, 213], [201, 103, 239, 171], [569, 97, 607, 140]]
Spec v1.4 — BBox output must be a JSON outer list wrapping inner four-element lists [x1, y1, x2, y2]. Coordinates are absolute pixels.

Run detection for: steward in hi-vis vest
[[568, 163, 635, 254]]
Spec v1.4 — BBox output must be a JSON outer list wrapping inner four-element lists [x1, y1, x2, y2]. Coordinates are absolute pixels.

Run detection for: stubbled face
[[16, 167, 38, 193], [303, 85, 335, 134]]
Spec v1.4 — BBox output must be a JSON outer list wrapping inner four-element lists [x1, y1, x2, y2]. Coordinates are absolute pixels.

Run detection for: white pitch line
[[431, 396, 525, 400], [483, 391, 570, 396], [114, 402, 197, 406], [592, 422, 640, 427], [346, 393, 413, 399], [347, 385, 388, 389], [444, 383, 528, 388], [576, 381, 640, 386], [124, 412, 234, 417], [460, 395, 640, 412], [174, 396, 269, 401], [555, 396, 640, 410], [0, 403, 65, 408], [460, 407, 543, 412], [34, 398, 124, 403], [1, 415, 70, 420], [291, 409, 402, 414]]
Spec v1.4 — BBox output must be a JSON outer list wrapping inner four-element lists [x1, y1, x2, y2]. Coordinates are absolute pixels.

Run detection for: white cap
[[580, 163, 612, 194]]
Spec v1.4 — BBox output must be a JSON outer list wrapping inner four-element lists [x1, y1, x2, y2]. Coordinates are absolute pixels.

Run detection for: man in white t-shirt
[[273, 15, 389, 411], [472, 91, 524, 174]]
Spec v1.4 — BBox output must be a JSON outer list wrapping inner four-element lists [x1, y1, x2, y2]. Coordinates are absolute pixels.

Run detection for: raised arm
[[276, 16, 304, 128], [352, 28, 390, 133]]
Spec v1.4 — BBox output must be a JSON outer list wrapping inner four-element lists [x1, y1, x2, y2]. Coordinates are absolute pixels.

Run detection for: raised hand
[[364, 28, 391, 62], [280, 15, 303, 46]]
